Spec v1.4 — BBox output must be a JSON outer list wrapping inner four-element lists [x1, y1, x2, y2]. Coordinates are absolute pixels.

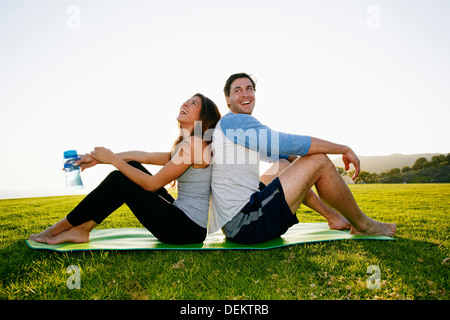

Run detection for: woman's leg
[[124, 192, 207, 244], [46, 220, 97, 244], [66, 164, 206, 244], [30, 161, 175, 243], [64, 161, 174, 227], [29, 217, 73, 243], [32, 161, 205, 245]]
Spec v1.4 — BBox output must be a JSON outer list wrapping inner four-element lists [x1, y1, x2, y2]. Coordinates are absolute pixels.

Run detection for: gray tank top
[[173, 165, 211, 228]]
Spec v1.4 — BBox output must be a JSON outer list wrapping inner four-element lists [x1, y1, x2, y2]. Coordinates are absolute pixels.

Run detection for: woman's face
[[177, 96, 202, 129]]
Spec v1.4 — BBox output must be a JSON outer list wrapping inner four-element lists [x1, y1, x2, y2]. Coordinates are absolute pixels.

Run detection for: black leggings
[[66, 161, 207, 244]]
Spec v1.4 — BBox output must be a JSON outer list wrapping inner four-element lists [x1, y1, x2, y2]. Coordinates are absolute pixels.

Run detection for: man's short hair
[[223, 73, 256, 97]]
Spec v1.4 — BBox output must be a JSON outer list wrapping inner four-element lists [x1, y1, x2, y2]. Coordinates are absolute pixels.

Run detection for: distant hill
[[331, 153, 445, 173]]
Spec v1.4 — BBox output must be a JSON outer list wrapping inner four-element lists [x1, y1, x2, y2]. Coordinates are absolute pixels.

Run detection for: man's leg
[[261, 159, 351, 230], [278, 154, 396, 236]]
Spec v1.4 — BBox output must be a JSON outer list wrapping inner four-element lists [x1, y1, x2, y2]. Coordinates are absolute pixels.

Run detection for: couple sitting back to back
[[30, 73, 396, 245]]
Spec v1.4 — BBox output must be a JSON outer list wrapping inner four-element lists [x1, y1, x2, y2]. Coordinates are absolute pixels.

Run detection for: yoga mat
[[25, 222, 393, 252]]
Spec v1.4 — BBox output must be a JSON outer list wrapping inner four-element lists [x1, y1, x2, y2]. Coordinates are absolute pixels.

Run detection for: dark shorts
[[223, 177, 299, 244]]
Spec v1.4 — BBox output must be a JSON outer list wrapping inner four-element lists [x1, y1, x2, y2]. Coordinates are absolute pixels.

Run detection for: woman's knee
[[103, 161, 152, 189], [127, 161, 152, 175], [105, 170, 127, 184], [127, 160, 141, 168]]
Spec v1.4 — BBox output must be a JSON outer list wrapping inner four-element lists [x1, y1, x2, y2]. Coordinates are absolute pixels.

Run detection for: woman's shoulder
[[174, 136, 210, 169]]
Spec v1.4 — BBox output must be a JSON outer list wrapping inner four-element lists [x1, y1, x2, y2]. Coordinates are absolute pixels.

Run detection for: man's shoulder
[[220, 112, 262, 130], [222, 112, 255, 120]]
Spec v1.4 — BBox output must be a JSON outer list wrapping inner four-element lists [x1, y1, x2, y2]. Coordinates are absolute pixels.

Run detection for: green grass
[[1, 184, 449, 300]]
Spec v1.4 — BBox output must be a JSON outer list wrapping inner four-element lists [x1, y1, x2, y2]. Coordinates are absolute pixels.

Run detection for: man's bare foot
[[46, 227, 90, 245], [326, 209, 352, 230], [350, 218, 396, 237]]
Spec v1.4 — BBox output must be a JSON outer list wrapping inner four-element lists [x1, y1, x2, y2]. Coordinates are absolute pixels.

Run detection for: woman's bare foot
[[47, 226, 90, 245], [29, 226, 57, 243], [350, 218, 396, 237], [29, 217, 74, 243]]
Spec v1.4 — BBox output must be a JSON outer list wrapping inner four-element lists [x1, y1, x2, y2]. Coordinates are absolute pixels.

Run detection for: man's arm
[[221, 113, 360, 179], [307, 137, 348, 155], [278, 138, 361, 181], [307, 137, 360, 180], [221, 113, 311, 160]]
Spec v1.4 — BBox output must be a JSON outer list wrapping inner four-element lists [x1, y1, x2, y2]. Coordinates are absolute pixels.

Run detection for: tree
[[432, 155, 447, 167], [356, 171, 377, 184], [347, 169, 356, 179], [402, 166, 411, 173], [412, 157, 428, 170], [336, 167, 346, 177], [423, 161, 433, 168], [389, 168, 401, 175]]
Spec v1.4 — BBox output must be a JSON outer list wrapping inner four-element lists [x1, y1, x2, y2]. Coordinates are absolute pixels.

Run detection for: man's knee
[[273, 158, 291, 173], [298, 154, 334, 170], [304, 153, 326, 159], [279, 158, 291, 167]]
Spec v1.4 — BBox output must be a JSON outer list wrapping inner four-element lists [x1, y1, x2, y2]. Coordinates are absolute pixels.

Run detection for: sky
[[1, 0, 449, 199]]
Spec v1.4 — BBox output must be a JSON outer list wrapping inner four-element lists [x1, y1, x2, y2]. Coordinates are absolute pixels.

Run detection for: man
[[209, 72, 396, 244]]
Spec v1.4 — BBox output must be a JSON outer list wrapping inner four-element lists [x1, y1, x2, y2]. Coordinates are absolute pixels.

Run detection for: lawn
[[0, 184, 449, 300]]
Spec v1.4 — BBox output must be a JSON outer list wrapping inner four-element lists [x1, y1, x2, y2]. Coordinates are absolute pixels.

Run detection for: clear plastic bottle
[[63, 150, 84, 190]]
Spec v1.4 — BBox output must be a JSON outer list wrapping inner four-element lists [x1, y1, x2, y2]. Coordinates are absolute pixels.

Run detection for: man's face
[[226, 77, 256, 115]]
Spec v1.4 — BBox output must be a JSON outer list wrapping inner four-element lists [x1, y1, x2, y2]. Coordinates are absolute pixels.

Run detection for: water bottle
[[63, 150, 84, 190]]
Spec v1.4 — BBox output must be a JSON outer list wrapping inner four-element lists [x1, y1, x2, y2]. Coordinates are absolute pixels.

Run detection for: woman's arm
[[89, 138, 203, 192], [109, 156, 190, 192], [115, 151, 171, 166], [75, 151, 171, 172], [74, 154, 99, 172]]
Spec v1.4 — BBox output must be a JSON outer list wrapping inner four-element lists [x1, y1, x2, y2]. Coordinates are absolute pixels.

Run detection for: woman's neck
[[180, 124, 194, 139]]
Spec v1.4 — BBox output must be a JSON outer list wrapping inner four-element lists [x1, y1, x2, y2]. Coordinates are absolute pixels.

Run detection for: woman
[[29, 93, 221, 245]]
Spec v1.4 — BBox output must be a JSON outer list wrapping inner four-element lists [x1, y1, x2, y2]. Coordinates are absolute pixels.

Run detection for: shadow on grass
[[355, 235, 449, 299]]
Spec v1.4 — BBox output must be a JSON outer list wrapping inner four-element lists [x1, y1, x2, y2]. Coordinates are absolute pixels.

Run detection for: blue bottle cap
[[64, 150, 78, 158]]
